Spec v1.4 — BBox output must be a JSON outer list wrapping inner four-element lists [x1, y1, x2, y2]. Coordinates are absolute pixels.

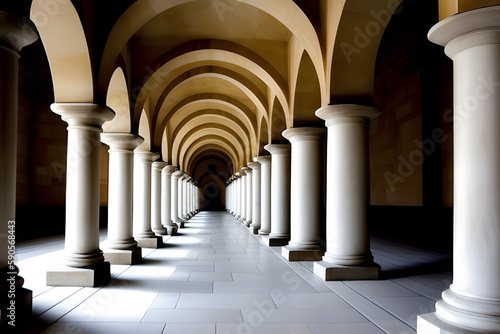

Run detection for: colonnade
[[45, 117, 200, 286], [226, 119, 378, 281]]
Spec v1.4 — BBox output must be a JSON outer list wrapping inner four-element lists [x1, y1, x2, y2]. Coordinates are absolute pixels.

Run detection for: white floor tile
[[42, 322, 165, 334], [142, 309, 243, 323], [163, 323, 215, 334]]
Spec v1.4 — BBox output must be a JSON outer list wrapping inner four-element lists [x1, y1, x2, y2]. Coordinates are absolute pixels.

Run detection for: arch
[[269, 96, 287, 143], [292, 50, 322, 126], [136, 109, 151, 151], [161, 129, 169, 163], [178, 129, 245, 168], [30, 0, 93, 102], [171, 116, 251, 163], [104, 67, 131, 133], [100, 0, 328, 108], [258, 116, 269, 156], [184, 141, 241, 174], [329, 0, 404, 103], [191, 153, 232, 181], [137, 49, 278, 131], [170, 103, 256, 152]]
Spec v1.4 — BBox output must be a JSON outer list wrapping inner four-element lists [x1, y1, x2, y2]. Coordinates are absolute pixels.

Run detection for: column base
[[249, 225, 260, 234], [165, 224, 178, 235], [103, 247, 142, 265], [153, 227, 168, 236], [258, 230, 270, 236], [418, 312, 485, 334], [135, 236, 164, 248], [46, 261, 110, 287], [313, 261, 380, 281], [175, 220, 186, 228], [282, 245, 325, 261], [243, 220, 252, 227], [261, 235, 290, 246]]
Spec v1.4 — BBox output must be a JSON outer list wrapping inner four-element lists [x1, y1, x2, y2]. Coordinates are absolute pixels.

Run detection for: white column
[[171, 170, 184, 227], [234, 172, 241, 218], [47, 103, 114, 286], [100, 133, 143, 264], [151, 161, 168, 236], [133, 151, 162, 248], [239, 168, 247, 222], [248, 161, 261, 234], [264, 144, 291, 246], [162, 165, 178, 235], [182, 176, 190, 219], [177, 174, 186, 222], [282, 128, 326, 261], [0, 11, 37, 306], [313, 104, 380, 281], [244, 167, 253, 227], [255, 156, 271, 235], [419, 7, 500, 333]]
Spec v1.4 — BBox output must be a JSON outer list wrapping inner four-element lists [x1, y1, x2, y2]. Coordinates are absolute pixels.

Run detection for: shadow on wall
[[202, 184, 223, 211]]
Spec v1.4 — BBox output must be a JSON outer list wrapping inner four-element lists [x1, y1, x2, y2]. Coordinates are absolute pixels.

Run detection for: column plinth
[[100, 133, 143, 265], [281, 128, 326, 262], [162, 165, 179, 235], [151, 161, 169, 237], [264, 144, 291, 246], [255, 156, 271, 235], [248, 162, 261, 234], [313, 104, 380, 281], [47, 103, 114, 286], [133, 151, 163, 248], [419, 7, 500, 333]]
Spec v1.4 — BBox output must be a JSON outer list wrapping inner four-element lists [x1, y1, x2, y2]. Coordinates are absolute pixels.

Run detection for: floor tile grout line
[[340, 281, 417, 331]]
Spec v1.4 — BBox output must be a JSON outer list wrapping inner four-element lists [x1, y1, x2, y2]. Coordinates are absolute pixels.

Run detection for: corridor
[[18, 212, 452, 334]]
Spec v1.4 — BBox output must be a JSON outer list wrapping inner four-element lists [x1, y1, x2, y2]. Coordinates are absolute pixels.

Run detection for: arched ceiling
[[27, 0, 453, 184]]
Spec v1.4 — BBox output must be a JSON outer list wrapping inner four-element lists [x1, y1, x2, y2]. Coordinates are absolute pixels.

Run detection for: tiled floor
[[17, 211, 452, 334]]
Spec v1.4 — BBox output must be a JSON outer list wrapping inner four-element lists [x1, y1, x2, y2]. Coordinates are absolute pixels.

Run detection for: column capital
[[162, 165, 177, 175], [0, 11, 38, 54], [315, 104, 381, 127], [240, 166, 251, 175], [247, 161, 261, 170], [134, 150, 160, 163], [152, 161, 168, 171], [235, 172, 242, 178], [428, 6, 500, 58], [282, 127, 326, 143], [264, 144, 290, 155], [100, 133, 144, 152], [172, 170, 184, 179], [51, 103, 115, 129], [254, 155, 271, 164]]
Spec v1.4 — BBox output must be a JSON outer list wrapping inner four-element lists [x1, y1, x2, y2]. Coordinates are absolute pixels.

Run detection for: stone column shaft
[[255, 156, 271, 235], [101, 133, 142, 250], [282, 128, 326, 261], [151, 161, 168, 236], [162, 165, 178, 235], [133, 151, 162, 248], [264, 144, 291, 246], [248, 162, 261, 234]]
